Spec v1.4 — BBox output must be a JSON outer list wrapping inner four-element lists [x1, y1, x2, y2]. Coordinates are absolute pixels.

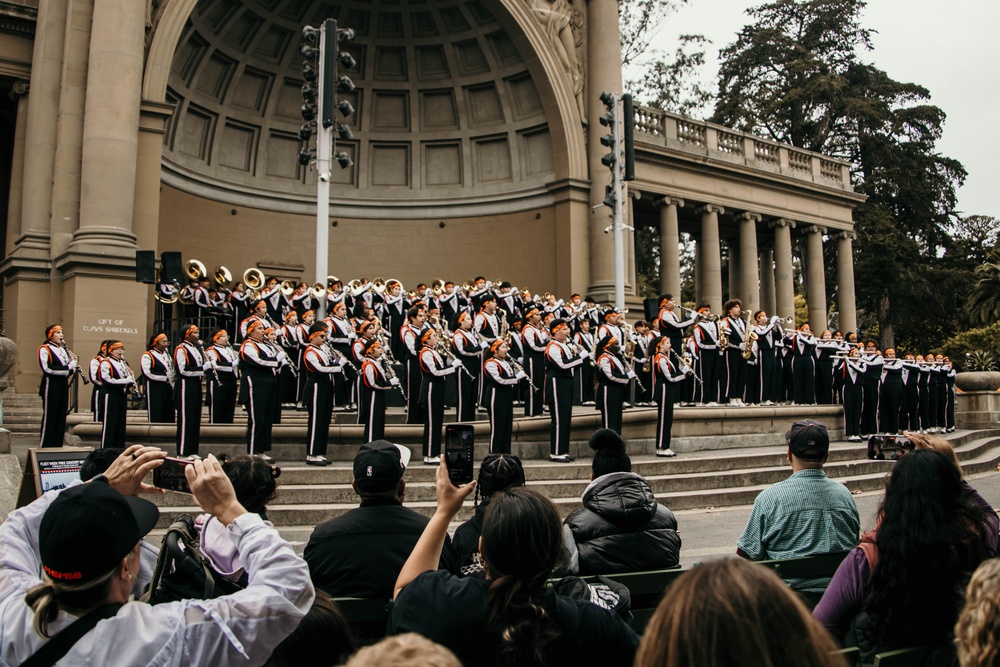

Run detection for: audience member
[[955, 558, 1000, 667], [345, 633, 461, 667], [736, 419, 860, 591], [0, 447, 313, 665], [391, 466, 639, 667], [198, 453, 281, 586], [563, 429, 681, 574], [79, 447, 125, 482], [813, 449, 996, 662], [634, 557, 846, 667], [264, 590, 356, 667], [305, 440, 458, 599], [451, 454, 526, 574]]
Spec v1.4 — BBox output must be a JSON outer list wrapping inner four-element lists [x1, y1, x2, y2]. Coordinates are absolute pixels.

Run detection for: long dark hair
[[474, 454, 525, 506], [866, 449, 990, 649], [217, 454, 280, 519], [481, 488, 563, 667]]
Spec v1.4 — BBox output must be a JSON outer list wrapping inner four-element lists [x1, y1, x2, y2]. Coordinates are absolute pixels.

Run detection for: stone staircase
[[1, 392, 43, 437], [145, 429, 1000, 548]]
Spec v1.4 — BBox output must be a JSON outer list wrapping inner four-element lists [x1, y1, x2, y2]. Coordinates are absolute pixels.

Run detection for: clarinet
[[506, 356, 538, 391], [379, 358, 408, 401], [193, 340, 218, 383], [326, 342, 360, 375]]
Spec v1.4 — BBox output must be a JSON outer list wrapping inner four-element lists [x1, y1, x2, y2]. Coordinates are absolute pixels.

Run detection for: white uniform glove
[[338, 357, 348, 367], [627, 371, 637, 379], [451, 358, 463, 368], [389, 377, 400, 386], [515, 370, 527, 380], [738, 343, 746, 351], [578, 349, 589, 360]]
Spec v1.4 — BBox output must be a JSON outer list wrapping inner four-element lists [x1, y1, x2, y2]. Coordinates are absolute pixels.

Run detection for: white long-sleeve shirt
[[0, 481, 314, 666]]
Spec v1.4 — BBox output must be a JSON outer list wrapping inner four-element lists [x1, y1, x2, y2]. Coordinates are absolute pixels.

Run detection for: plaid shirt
[[737, 468, 860, 591]]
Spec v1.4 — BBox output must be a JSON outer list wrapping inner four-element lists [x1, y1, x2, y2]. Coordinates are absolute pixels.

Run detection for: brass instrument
[[430, 278, 444, 293], [243, 268, 265, 300], [371, 277, 386, 295], [718, 320, 730, 352], [154, 284, 179, 304], [185, 259, 207, 281], [311, 282, 326, 298], [279, 279, 296, 297], [349, 278, 370, 297], [213, 265, 232, 289], [742, 313, 757, 361]]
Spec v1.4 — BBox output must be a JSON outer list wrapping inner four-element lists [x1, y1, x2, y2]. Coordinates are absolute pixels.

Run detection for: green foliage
[[964, 250, 1000, 328], [935, 323, 1000, 371], [794, 294, 808, 328], [964, 350, 997, 373], [634, 225, 660, 298]]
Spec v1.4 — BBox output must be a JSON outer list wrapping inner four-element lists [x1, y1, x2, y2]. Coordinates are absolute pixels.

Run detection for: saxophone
[[742, 313, 757, 360], [718, 320, 730, 352]]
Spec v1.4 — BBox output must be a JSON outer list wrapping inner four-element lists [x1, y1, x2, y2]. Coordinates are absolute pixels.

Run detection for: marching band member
[[419, 328, 461, 464], [401, 306, 426, 424], [657, 294, 698, 351], [484, 339, 524, 454], [353, 320, 378, 407], [173, 325, 210, 457], [438, 281, 461, 328], [155, 279, 179, 326], [325, 277, 348, 314], [239, 299, 270, 339], [722, 299, 748, 406], [206, 328, 239, 424], [98, 341, 132, 449], [942, 356, 957, 432], [326, 300, 358, 409], [264, 327, 289, 425], [573, 318, 596, 405], [141, 333, 175, 423], [900, 353, 921, 432], [88, 341, 108, 422], [879, 349, 904, 434], [360, 337, 399, 442], [229, 281, 250, 341], [474, 293, 502, 346], [915, 354, 932, 433], [595, 334, 633, 435], [521, 307, 548, 417], [38, 325, 78, 448], [302, 323, 342, 466], [928, 351, 944, 433], [179, 279, 198, 318], [815, 330, 841, 405], [860, 342, 882, 433], [468, 276, 490, 311], [452, 312, 484, 421], [838, 345, 867, 442], [789, 325, 818, 405], [239, 319, 279, 461], [651, 337, 690, 457], [259, 276, 284, 324], [631, 320, 655, 405], [278, 311, 301, 406], [193, 276, 213, 320], [597, 308, 624, 344], [382, 279, 406, 356], [495, 282, 521, 322], [692, 307, 723, 406], [751, 312, 779, 405], [290, 282, 311, 317], [545, 319, 587, 461], [296, 309, 317, 401]]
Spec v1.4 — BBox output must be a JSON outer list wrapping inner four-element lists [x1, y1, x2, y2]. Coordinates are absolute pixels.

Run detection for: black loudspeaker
[[161, 251, 184, 285], [135, 250, 156, 283], [643, 297, 660, 323]]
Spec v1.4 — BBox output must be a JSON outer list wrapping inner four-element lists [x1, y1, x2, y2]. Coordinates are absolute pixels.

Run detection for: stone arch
[[142, 0, 587, 183]]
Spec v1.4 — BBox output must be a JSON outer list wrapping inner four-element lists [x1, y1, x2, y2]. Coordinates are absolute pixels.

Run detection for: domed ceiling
[[163, 0, 557, 214]]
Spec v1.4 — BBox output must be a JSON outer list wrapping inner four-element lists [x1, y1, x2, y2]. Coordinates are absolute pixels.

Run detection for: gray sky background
[[648, 0, 999, 221]]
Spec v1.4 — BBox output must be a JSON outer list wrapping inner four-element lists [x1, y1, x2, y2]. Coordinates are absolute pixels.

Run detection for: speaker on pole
[[135, 250, 156, 284], [161, 252, 183, 285], [643, 297, 659, 324]]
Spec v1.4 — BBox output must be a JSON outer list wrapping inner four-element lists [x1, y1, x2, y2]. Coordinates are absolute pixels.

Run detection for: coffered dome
[[163, 0, 558, 215]]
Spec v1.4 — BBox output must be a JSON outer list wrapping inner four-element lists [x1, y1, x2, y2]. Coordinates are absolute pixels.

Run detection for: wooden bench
[[757, 551, 852, 608], [872, 646, 932, 667], [333, 596, 394, 645]]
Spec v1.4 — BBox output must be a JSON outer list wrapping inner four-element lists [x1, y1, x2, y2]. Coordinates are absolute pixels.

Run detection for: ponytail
[[484, 573, 558, 667], [25, 567, 117, 638]]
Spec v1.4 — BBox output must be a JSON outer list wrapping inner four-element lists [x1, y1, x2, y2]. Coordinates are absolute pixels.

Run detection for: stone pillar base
[[0, 428, 21, 521], [956, 391, 1000, 429]]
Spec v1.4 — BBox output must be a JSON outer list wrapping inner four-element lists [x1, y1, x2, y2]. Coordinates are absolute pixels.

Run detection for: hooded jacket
[[563, 471, 681, 575]]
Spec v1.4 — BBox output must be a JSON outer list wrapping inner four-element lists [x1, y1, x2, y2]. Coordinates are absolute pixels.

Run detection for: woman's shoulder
[[551, 592, 640, 659]]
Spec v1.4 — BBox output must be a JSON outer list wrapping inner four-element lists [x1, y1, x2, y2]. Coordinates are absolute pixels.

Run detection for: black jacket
[[564, 472, 681, 575], [304, 497, 459, 599]]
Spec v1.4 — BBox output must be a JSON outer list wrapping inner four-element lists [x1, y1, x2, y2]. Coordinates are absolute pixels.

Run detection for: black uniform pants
[[902, 384, 920, 431], [175, 377, 202, 457], [547, 375, 572, 456], [456, 364, 478, 422], [843, 381, 863, 437], [879, 382, 903, 434], [487, 386, 514, 454], [208, 379, 237, 424], [792, 355, 816, 405], [39, 376, 69, 448], [421, 379, 445, 458], [100, 388, 127, 449], [695, 351, 721, 404], [816, 359, 835, 404], [405, 357, 422, 424], [597, 382, 625, 435], [861, 379, 879, 433], [945, 383, 956, 430], [725, 349, 747, 401], [91, 384, 102, 422], [655, 381, 678, 451], [147, 379, 175, 423], [361, 386, 386, 442], [525, 355, 545, 417], [245, 374, 276, 454], [305, 380, 333, 457]]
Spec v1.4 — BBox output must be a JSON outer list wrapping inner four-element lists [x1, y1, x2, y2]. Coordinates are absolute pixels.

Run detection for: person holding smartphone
[[482, 339, 524, 455]]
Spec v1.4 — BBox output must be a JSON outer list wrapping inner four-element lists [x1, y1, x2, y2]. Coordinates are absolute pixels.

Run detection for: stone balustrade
[[633, 105, 853, 190]]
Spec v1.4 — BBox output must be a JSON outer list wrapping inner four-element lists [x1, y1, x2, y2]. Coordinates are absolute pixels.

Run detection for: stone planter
[[956, 371, 1000, 392], [0, 336, 16, 380]]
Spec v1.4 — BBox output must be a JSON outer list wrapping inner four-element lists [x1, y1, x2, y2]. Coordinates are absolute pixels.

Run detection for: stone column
[[656, 196, 683, 297], [15, 0, 69, 256], [759, 247, 776, 316], [727, 243, 739, 302], [836, 231, 858, 335], [738, 211, 762, 314], [802, 225, 828, 332], [4, 82, 29, 256], [586, 0, 624, 303], [769, 218, 796, 321], [70, 0, 146, 253], [697, 205, 724, 314]]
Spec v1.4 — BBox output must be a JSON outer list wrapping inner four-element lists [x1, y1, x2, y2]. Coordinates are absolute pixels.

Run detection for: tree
[[964, 251, 1000, 328], [712, 0, 966, 351]]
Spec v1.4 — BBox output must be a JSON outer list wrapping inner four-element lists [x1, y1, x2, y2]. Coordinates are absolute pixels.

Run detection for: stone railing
[[633, 105, 853, 190]]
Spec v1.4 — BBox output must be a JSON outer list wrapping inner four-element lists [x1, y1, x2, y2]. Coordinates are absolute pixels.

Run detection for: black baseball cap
[[353, 440, 411, 493], [785, 420, 830, 461], [39, 478, 159, 583]]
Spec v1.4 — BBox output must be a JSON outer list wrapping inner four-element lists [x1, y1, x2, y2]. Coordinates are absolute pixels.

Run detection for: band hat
[[363, 338, 382, 356], [420, 328, 436, 345], [212, 329, 227, 343], [490, 338, 506, 354], [108, 341, 124, 352], [302, 309, 315, 319], [353, 440, 411, 493], [785, 419, 830, 461], [40, 478, 159, 584], [183, 324, 199, 339], [598, 335, 617, 351], [46, 325, 63, 340]]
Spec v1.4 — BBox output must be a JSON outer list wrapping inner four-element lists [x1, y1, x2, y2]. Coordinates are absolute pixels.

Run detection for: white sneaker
[[306, 455, 332, 466], [706, 401, 719, 407], [548, 454, 574, 463], [423, 456, 441, 465], [656, 448, 677, 458]]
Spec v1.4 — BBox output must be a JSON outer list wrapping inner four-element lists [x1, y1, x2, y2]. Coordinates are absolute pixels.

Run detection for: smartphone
[[445, 424, 475, 486], [153, 457, 194, 493], [867, 434, 912, 461]]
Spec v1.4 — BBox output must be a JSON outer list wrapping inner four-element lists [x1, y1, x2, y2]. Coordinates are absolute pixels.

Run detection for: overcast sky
[[649, 0, 999, 220]]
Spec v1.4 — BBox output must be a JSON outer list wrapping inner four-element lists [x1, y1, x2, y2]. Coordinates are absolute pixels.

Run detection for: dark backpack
[[141, 514, 244, 605]]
